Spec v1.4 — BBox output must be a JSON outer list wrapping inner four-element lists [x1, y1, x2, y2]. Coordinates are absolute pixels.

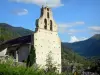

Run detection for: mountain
[[0, 23, 33, 43], [91, 34, 100, 40], [62, 44, 87, 64], [63, 34, 100, 57]]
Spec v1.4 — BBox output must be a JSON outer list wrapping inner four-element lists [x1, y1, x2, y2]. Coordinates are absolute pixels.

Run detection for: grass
[[0, 57, 70, 75]]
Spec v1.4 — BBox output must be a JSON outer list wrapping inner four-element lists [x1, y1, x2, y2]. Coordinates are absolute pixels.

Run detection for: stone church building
[[0, 6, 61, 73]]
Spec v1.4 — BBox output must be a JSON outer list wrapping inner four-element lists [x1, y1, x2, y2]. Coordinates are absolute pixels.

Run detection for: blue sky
[[0, 0, 100, 42]]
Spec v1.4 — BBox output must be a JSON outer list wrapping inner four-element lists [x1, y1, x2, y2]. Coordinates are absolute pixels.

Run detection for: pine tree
[[26, 45, 36, 67]]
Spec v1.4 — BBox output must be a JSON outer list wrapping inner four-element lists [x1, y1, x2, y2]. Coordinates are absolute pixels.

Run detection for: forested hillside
[[0, 23, 33, 43]]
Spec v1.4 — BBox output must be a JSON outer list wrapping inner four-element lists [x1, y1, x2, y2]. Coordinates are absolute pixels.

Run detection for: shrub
[[0, 57, 66, 75], [26, 45, 36, 67]]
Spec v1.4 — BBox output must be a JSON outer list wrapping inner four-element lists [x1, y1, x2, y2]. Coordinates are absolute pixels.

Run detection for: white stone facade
[[34, 6, 61, 73], [0, 48, 7, 56]]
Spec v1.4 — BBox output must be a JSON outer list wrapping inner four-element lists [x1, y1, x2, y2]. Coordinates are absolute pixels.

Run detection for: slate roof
[[0, 34, 33, 51], [6, 35, 32, 45]]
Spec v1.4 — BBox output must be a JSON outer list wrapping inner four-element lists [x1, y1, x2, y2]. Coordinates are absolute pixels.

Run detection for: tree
[[45, 51, 57, 72], [26, 45, 36, 67], [0, 35, 4, 42]]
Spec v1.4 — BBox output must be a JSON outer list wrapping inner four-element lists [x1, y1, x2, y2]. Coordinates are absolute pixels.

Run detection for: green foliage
[[26, 45, 36, 67], [0, 23, 33, 43], [61, 45, 92, 72], [0, 26, 20, 42], [46, 51, 57, 72], [46, 51, 53, 68], [0, 57, 66, 75], [0, 35, 4, 42]]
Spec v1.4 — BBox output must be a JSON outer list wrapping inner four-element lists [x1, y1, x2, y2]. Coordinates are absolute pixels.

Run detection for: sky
[[0, 0, 100, 42]]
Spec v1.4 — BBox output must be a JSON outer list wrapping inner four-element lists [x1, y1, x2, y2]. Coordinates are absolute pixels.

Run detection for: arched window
[[50, 20, 52, 31], [44, 19, 47, 29], [47, 12, 49, 18], [47, 8, 49, 11]]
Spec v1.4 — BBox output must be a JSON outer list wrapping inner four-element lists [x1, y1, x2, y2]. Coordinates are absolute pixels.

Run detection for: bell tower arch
[[35, 6, 58, 32]]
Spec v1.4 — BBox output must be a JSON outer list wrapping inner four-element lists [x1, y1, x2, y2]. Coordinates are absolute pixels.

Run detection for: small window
[[47, 12, 49, 18], [50, 20, 52, 31], [44, 19, 47, 29]]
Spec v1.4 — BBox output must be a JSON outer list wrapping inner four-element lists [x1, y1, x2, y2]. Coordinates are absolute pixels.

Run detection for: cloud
[[12, 9, 28, 16], [58, 21, 85, 28], [9, 0, 64, 7], [69, 36, 87, 43], [68, 29, 82, 33], [68, 29, 87, 35], [58, 21, 85, 33], [88, 26, 100, 34], [58, 24, 72, 28], [58, 27, 66, 33], [69, 36, 79, 43], [75, 22, 85, 25], [58, 27, 86, 34], [88, 26, 100, 32]]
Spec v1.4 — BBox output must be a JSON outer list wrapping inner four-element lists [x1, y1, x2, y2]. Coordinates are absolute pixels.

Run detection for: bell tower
[[35, 6, 58, 32], [34, 6, 61, 73]]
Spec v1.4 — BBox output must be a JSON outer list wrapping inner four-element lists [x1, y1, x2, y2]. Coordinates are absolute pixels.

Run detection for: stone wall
[[18, 44, 30, 62]]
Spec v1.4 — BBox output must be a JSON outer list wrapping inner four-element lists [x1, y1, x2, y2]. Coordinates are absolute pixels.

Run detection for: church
[[0, 6, 62, 73]]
